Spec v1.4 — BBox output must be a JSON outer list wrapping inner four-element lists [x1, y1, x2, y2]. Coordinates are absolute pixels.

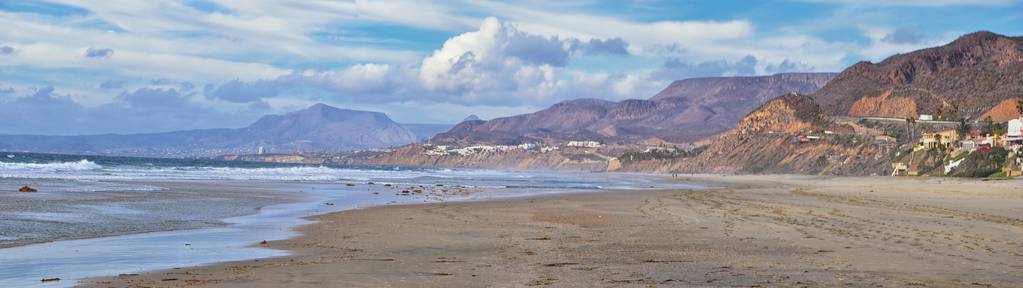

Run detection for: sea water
[[0, 152, 701, 287]]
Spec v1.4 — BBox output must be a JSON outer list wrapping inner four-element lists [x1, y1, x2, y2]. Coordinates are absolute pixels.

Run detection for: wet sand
[[84, 175, 1023, 287], [0, 180, 299, 249]]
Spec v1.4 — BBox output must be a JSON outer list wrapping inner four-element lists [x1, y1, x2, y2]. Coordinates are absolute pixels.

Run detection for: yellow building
[[915, 130, 959, 151]]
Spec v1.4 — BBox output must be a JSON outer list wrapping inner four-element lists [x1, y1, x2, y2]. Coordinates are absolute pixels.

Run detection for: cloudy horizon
[[1, 0, 1021, 135]]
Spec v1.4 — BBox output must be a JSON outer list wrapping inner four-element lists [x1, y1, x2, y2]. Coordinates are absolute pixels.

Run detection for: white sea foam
[[0, 159, 523, 182], [0, 159, 101, 171]]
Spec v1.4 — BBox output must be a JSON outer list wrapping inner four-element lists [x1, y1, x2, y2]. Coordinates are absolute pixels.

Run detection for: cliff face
[[432, 73, 836, 145], [813, 31, 1023, 120]]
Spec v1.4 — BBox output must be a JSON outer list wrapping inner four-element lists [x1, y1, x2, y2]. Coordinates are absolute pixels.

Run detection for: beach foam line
[[0, 159, 101, 171]]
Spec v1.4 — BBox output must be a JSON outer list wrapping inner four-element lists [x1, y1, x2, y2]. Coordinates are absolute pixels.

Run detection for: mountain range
[[0, 103, 451, 157], [431, 73, 836, 145]]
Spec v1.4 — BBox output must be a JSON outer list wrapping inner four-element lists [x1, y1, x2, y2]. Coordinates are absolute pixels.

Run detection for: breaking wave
[[0, 159, 102, 172]]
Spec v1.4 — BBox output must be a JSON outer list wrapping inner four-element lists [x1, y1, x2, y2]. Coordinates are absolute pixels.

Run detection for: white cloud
[[3, 42, 289, 82], [469, 1, 754, 54], [418, 17, 622, 105]]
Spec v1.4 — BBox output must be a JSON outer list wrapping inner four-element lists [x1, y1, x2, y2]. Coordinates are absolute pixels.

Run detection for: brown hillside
[[646, 94, 891, 175], [813, 31, 1023, 119]]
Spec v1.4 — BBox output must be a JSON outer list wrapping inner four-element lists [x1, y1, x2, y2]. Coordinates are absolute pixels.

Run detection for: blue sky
[[0, 0, 1021, 135]]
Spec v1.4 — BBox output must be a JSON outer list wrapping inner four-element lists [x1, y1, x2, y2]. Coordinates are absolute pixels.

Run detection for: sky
[[1, 0, 1021, 135]]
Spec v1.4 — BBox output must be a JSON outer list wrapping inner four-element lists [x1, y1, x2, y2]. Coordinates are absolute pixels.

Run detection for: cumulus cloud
[[419, 17, 566, 94], [0, 46, 13, 55], [85, 47, 114, 58], [418, 17, 636, 104]]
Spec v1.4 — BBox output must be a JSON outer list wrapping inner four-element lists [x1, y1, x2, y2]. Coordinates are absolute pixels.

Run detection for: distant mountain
[[812, 31, 1023, 120], [650, 73, 836, 101], [431, 73, 835, 145], [0, 104, 450, 157], [463, 114, 482, 122]]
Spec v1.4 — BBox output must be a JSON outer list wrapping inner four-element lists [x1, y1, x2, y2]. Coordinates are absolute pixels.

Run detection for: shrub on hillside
[[950, 147, 1009, 177]]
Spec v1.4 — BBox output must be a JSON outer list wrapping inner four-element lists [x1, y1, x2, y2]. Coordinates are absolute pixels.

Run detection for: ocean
[[0, 152, 701, 287]]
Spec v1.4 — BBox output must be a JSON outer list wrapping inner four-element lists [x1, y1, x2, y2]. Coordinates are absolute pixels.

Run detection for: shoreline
[[83, 175, 1023, 287]]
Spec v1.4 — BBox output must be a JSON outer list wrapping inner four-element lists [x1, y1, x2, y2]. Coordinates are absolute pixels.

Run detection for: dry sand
[[84, 175, 1023, 287]]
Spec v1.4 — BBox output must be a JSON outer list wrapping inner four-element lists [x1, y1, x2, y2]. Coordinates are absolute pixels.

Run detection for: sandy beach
[[84, 175, 1023, 287]]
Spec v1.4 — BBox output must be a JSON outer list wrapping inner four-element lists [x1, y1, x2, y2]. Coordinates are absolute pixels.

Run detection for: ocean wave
[[0, 161, 536, 183], [0, 159, 102, 171]]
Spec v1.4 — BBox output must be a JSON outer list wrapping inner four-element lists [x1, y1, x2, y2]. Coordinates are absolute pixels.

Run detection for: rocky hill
[[813, 31, 1023, 120], [619, 94, 893, 175], [431, 73, 835, 145], [0, 104, 450, 157]]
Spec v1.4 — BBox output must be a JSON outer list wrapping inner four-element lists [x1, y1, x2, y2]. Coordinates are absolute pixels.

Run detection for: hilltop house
[[916, 130, 958, 151]]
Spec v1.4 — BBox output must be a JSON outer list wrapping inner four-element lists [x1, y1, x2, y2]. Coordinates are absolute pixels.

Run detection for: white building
[[960, 140, 978, 152], [540, 146, 559, 153], [517, 143, 537, 150], [918, 114, 933, 121], [1007, 119, 1023, 137], [257, 146, 265, 155], [566, 141, 601, 148]]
